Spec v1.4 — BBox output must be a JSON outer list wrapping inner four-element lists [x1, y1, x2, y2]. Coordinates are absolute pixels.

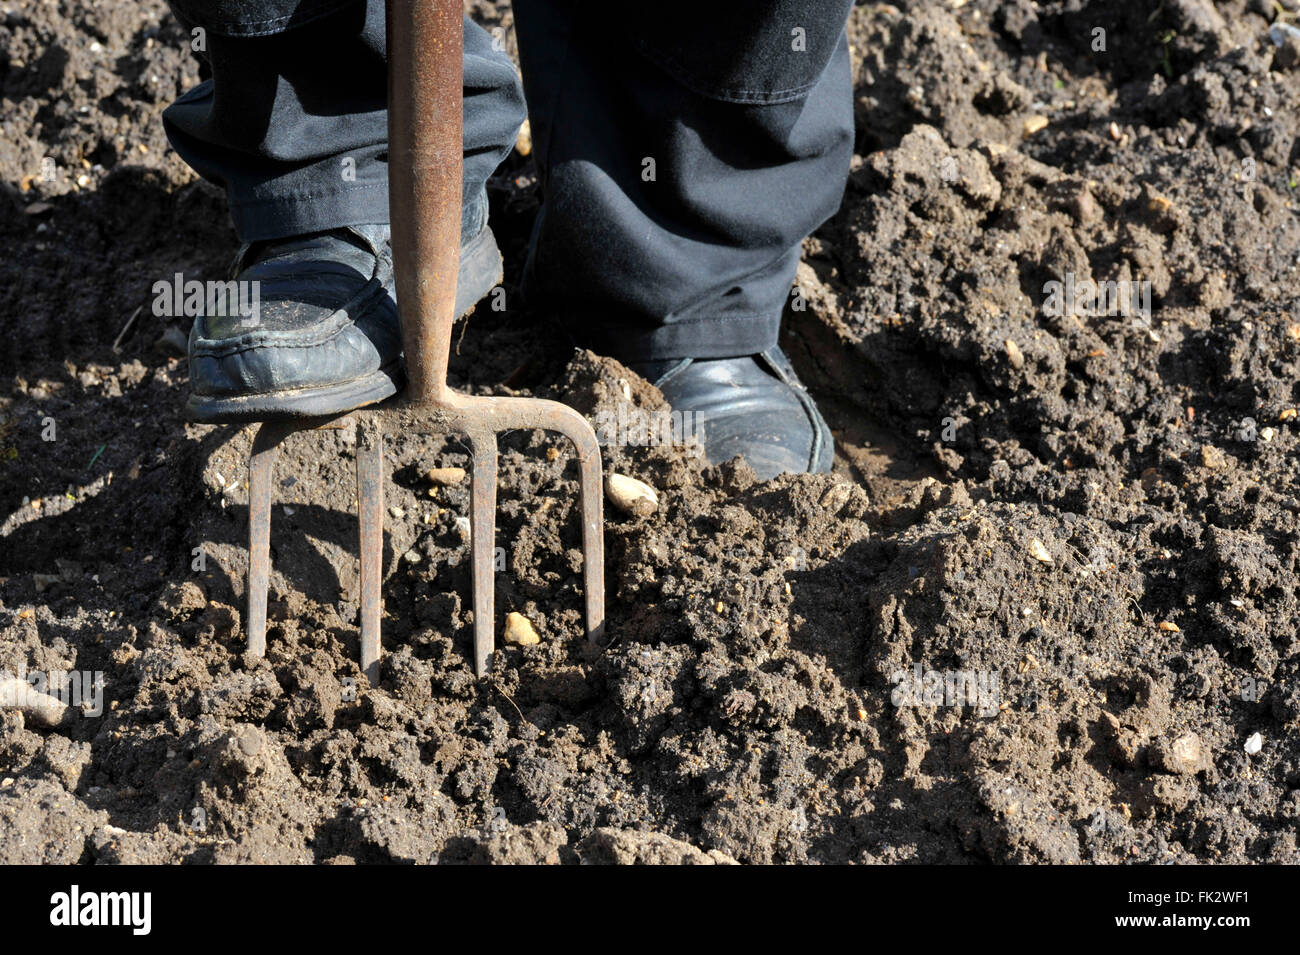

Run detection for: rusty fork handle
[[386, 0, 461, 406]]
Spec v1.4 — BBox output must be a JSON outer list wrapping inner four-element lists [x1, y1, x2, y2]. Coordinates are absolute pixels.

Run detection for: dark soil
[[1, 0, 1298, 863]]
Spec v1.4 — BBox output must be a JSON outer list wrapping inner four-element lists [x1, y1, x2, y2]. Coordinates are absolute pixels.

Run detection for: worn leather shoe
[[186, 218, 503, 422], [628, 348, 833, 479]]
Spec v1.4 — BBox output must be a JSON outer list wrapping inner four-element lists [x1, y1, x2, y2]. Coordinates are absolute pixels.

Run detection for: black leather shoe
[[627, 348, 833, 479], [186, 220, 503, 422]]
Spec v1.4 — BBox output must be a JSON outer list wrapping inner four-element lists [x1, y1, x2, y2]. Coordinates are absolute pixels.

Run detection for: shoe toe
[[187, 229, 402, 419], [187, 222, 504, 422], [638, 349, 833, 479]]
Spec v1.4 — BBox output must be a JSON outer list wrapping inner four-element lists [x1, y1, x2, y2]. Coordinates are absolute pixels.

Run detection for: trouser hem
[[228, 182, 391, 241], [561, 314, 781, 363]]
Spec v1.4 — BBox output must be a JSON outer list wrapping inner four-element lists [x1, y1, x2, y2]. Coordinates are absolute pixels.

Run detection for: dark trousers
[[163, 0, 855, 361]]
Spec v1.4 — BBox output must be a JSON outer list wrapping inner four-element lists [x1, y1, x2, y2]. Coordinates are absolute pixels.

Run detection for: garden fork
[[243, 0, 605, 684]]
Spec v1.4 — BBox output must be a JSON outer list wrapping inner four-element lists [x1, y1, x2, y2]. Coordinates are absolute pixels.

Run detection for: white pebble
[[605, 473, 658, 517]]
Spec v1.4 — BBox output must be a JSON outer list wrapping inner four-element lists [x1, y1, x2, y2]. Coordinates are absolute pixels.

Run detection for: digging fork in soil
[[243, 0, 605, 684]]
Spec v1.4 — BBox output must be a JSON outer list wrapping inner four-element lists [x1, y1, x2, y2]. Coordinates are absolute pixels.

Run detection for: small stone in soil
[[1022, 116, 1049, 136], [1200, 445, 1227, 469], [504, 612, 540, 646], [1028, 538, 1053, 564], [426, 467, 467, 486], [606, 473, 659, 517]]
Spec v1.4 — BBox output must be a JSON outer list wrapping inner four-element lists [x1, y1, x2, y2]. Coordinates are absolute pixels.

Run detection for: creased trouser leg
[[512, 0, 856, 361], [163, 0, 525, 242]]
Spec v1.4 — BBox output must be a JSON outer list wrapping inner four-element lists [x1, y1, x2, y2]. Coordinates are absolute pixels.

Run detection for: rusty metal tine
[[451, 398, 607, 643], [357, 417, 385, 684], [573, 435, 606, 644], [543, 414, 606, 644], [247, 419, 293, 659], [468, 429, 498, 675]]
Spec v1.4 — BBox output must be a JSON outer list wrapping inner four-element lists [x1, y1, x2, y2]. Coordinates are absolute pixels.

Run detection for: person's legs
[[164, 0, 523, 242], [513, 0, 854, 475], [512, 0, 854, 361], [164, 1, 526, 420]]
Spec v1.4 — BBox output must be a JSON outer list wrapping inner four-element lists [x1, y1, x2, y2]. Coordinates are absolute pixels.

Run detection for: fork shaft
[[386, 0, 463, 405]]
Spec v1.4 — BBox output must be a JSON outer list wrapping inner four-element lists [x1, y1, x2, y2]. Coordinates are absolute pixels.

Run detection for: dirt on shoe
[[0, 0, 1298, 863]]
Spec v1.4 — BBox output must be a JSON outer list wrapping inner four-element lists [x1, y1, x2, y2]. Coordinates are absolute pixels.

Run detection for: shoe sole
[[185, 226, 504, 424]]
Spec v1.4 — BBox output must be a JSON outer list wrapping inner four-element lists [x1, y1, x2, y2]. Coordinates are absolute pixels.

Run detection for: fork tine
[[468, 429, 498, 676], [535, 409, 606, 644], [572, 430, 607, 645], [451, 396, 607, 645], [247, 420, 292, 659], [357, 415, 385, 685]]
